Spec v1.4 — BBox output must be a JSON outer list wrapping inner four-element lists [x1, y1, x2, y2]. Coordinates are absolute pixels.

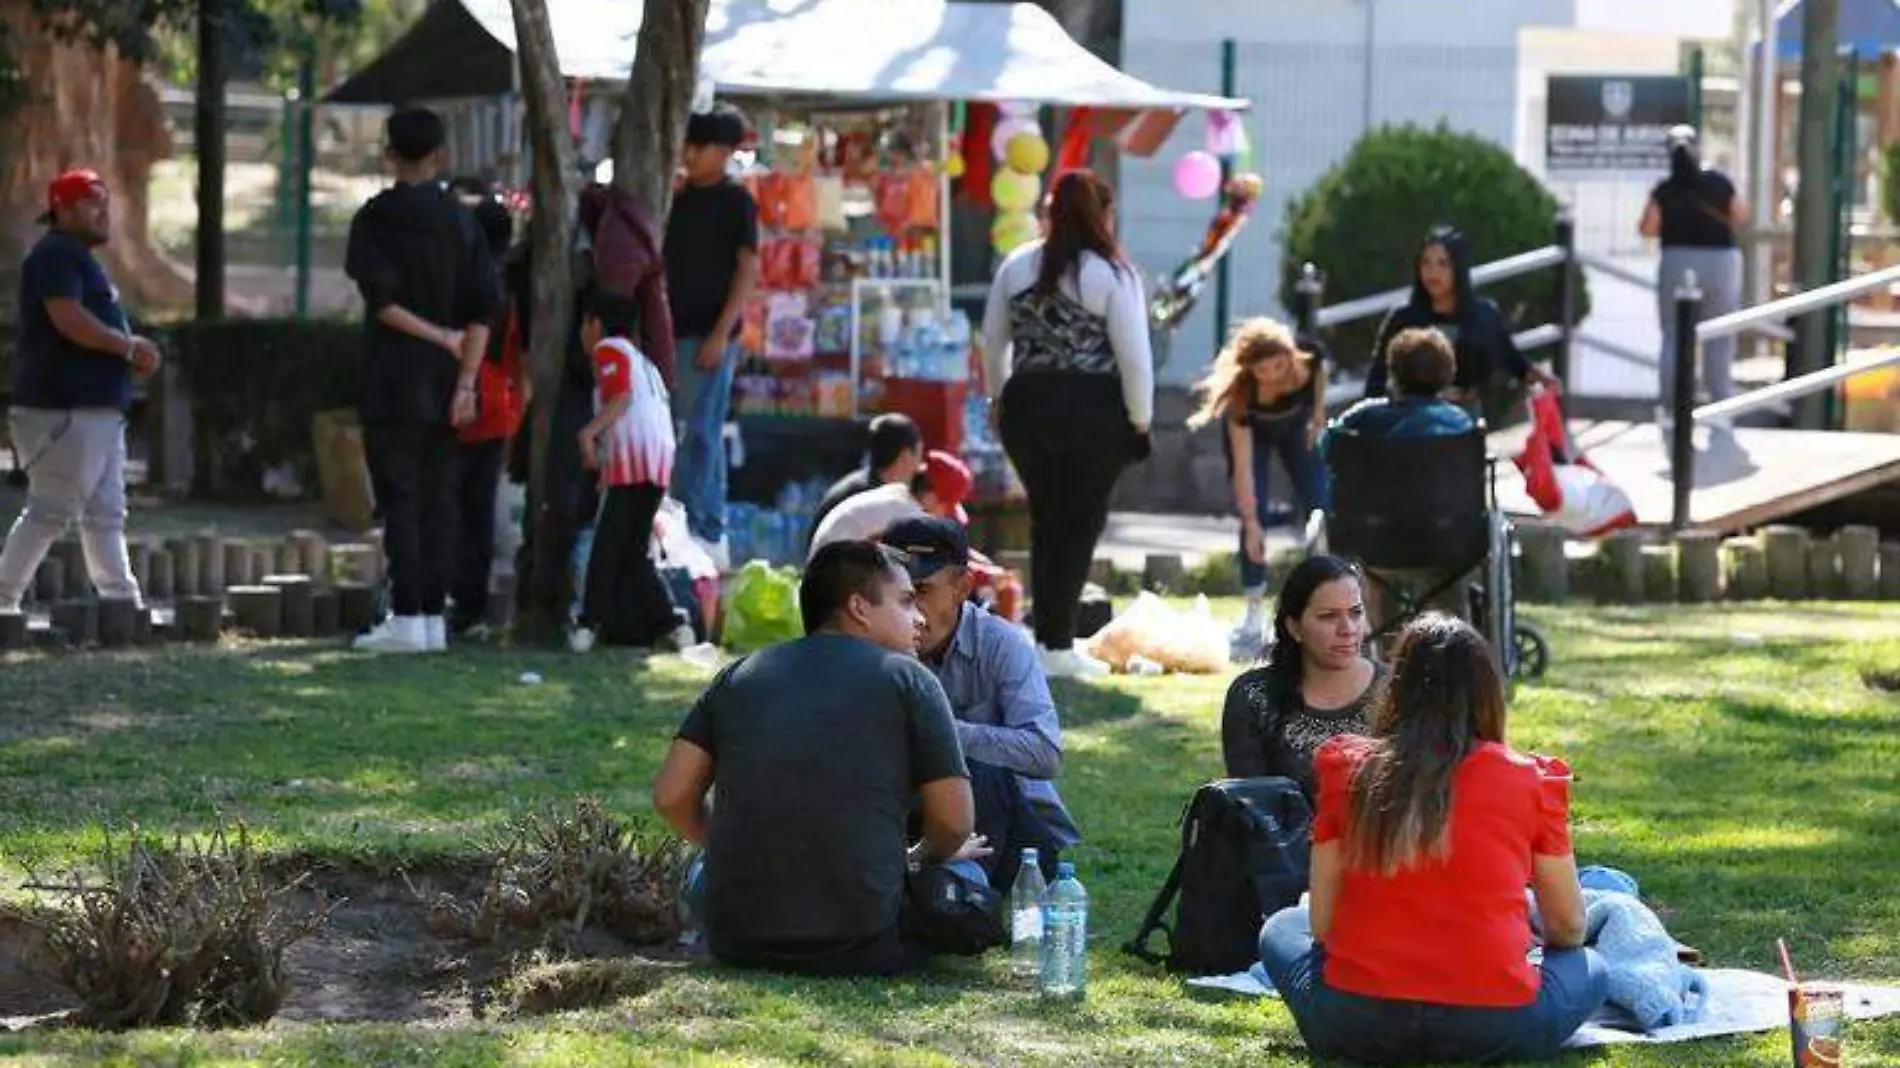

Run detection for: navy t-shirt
[[12, 229, 131, 410]]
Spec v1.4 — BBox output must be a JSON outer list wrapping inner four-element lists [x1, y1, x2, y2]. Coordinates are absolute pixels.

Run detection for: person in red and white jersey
[[571, 291, 693, 652]]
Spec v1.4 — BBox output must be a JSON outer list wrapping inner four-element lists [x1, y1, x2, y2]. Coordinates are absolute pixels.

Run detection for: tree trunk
[[611, 0, 709, 222], [0, 2, 195, 312], [510, 0, 580, 642]]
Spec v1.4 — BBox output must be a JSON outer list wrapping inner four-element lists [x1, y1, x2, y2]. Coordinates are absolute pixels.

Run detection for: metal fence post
[[1295, 262, 1325, 340], [1553, 209, 1576, 386], [1671, 271, 1702, 531]]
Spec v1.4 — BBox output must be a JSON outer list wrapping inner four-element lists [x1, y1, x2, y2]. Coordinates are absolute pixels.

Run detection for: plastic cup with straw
[[1783, 938, 1846, 1068]]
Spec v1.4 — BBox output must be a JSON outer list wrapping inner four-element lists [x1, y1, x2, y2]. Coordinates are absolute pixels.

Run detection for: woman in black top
[[1189, 318, 1332, 657], [1220, 555, 1382, 800], [1365, 226, 1556, 423], [1641, 125, 1746, 425]]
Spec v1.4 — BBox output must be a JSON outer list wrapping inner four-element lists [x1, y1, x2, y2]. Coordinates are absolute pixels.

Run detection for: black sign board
[[1546, 75, 1692, 177]]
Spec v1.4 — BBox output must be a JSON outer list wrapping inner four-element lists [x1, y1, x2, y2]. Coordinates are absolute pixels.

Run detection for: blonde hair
[[1188, 318, 1312, 429]]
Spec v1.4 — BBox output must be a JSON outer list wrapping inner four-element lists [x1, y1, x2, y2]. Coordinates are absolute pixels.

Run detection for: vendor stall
[[330, 0, 1249, 564]]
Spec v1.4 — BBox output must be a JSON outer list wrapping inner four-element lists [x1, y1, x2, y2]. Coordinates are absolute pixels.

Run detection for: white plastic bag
[[1549, 465, 1636, 538], [1085, 592, 1228, 675], [653, 497, 718, 580]]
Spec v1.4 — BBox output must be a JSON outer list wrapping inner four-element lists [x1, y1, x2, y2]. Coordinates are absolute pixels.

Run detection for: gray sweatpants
[[1657, 245, 1743, 411], [0, 407, 141, 609]]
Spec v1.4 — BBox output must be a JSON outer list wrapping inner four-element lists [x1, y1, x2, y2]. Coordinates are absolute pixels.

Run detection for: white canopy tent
[[333, 0, 1248, 113]]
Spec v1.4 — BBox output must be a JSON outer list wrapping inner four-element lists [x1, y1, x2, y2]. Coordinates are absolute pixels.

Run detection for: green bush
[[1278, 123, 1590, 378], [164, 317, 361, 499]]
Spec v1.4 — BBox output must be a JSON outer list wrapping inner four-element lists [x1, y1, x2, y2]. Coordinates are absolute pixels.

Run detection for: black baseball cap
[[880, 516, 969, 580]]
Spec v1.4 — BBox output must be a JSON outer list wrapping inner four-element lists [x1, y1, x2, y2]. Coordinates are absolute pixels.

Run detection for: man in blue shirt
[[0, 169, 161, 615], [883, 516, 1078, 889]]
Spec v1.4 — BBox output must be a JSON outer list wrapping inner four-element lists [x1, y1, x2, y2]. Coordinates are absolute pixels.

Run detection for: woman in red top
[[1259, 614, 1607, 1064]]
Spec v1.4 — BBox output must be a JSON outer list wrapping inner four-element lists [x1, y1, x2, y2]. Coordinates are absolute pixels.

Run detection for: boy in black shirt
[[665, 103, 759, 565], [344, 108, 499, 653]]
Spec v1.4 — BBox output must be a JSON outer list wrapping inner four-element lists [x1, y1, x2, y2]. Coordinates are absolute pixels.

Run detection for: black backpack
[[1124, 777, 1313, 974]]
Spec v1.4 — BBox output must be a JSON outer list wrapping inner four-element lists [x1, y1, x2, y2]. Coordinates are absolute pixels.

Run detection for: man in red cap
[[0, 169, 161, 616], [806, 449, 973, 560]]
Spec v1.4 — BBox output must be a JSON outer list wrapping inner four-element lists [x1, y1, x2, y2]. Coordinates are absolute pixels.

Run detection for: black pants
[[364, 421, 459, 617], [999, 373, 1137, 650], [582, 484, 684, 646], [452, 437, 507, 630]]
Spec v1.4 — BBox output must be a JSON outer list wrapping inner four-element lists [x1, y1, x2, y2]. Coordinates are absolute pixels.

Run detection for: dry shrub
[[24, 823, 335, 1029], [419, 799, 690, 952]]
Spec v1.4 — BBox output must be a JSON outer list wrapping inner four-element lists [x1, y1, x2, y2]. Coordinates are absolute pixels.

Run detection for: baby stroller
[[1315, 427, 1550, 682]]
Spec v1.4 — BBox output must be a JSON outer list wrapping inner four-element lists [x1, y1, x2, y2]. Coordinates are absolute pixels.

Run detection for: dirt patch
[[0, 860, 691, 1032]]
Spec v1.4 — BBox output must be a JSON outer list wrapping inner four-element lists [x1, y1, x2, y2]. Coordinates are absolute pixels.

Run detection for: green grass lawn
[[0, 603, 1897, 1066]]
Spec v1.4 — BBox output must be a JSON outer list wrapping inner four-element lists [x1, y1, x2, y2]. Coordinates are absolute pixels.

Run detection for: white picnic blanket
[[1185, 966, 1900, 1049]]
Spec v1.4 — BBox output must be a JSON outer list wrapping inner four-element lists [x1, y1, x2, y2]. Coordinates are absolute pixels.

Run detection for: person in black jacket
[[344, 108, 500, 654], [1363, 226, 1556, 421]]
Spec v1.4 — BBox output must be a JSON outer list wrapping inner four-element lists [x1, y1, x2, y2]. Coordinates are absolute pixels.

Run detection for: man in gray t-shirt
[[652, 540, 986, 976]]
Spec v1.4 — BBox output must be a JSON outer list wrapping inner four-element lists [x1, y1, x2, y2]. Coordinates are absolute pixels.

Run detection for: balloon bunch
[[987, 101, 1048, 256]]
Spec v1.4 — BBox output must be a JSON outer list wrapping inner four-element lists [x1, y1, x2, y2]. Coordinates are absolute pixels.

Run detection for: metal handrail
[[1313, 245, 1567, 328], [1694, 347, 1900, 423], [1696, 263, 1900, 343], [1577, 250, 1794, 342]]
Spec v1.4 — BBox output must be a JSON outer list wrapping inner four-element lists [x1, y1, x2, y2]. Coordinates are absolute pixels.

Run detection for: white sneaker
[[568, 625, 597, 654], [424, 615, 448, 653], [1041, 645, 1111, 680], [355, 615, 428, 654], [661, 624, 697, 652]]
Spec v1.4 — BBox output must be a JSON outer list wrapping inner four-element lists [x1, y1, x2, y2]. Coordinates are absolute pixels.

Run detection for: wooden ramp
[[1487, 420, 1900, 534]]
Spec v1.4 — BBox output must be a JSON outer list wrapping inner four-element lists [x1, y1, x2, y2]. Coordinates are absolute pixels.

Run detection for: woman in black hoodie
[[1363, 226, 1555, 421]]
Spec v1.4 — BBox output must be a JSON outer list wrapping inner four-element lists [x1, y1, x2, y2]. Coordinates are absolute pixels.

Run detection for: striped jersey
[[592, 337, 675, 488]]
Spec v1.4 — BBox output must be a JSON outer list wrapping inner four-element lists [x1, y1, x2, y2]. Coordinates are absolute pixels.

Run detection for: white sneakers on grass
[[356, 614, 449, 655], [1040, 645, 1111, 680], [356, 615, 429, 654]]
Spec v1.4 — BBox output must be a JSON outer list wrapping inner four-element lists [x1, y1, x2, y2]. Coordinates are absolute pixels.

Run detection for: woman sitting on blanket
[[1220, 555, 1382, 801], [1260, 613, 1609, 1064]]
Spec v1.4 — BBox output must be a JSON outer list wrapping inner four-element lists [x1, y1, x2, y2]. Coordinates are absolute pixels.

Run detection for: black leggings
[[999, 373, 1137, 650], [364, 421, 459, 617]]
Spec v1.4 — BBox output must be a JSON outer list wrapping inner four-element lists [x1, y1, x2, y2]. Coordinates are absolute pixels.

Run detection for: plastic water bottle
[[1040, 862, 1088, 1000], [1009, 849, 1047, 983]]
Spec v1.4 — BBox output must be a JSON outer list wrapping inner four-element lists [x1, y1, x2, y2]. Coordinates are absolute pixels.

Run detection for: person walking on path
[[1641, 124, 1745, 439], [666, 103, 759, 567], [0, 169, 161, 615], [980, 169, 1154, 680], [1189, 318, 1332, 656], [344, 107, 500, 654]]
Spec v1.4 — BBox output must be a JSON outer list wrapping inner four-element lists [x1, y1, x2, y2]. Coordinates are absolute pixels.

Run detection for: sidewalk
[[1096, 511, 1295, 572]]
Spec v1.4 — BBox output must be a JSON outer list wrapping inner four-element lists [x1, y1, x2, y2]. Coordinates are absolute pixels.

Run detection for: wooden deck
[[1487, 420, 1900, 534]]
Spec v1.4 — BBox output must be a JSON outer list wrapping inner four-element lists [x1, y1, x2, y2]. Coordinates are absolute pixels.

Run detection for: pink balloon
[[1173, 151, 1223, 200], [992, 117, 1041, 162]]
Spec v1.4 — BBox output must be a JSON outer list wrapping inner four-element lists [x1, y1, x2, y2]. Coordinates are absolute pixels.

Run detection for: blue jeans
[[1259, 906, 1608, 1064], [1235, 414, 1331, 593], [671, 336, 739, 543]]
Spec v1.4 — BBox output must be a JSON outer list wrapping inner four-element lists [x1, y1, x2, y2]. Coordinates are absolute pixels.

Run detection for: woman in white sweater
[[981, 170, 1156, 679]]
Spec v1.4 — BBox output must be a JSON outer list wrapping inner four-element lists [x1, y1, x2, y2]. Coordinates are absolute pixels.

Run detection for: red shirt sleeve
[[1311, 735, 1363, 844], [1530, 753, 1573, 857], [594, 342, 632, 404]]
